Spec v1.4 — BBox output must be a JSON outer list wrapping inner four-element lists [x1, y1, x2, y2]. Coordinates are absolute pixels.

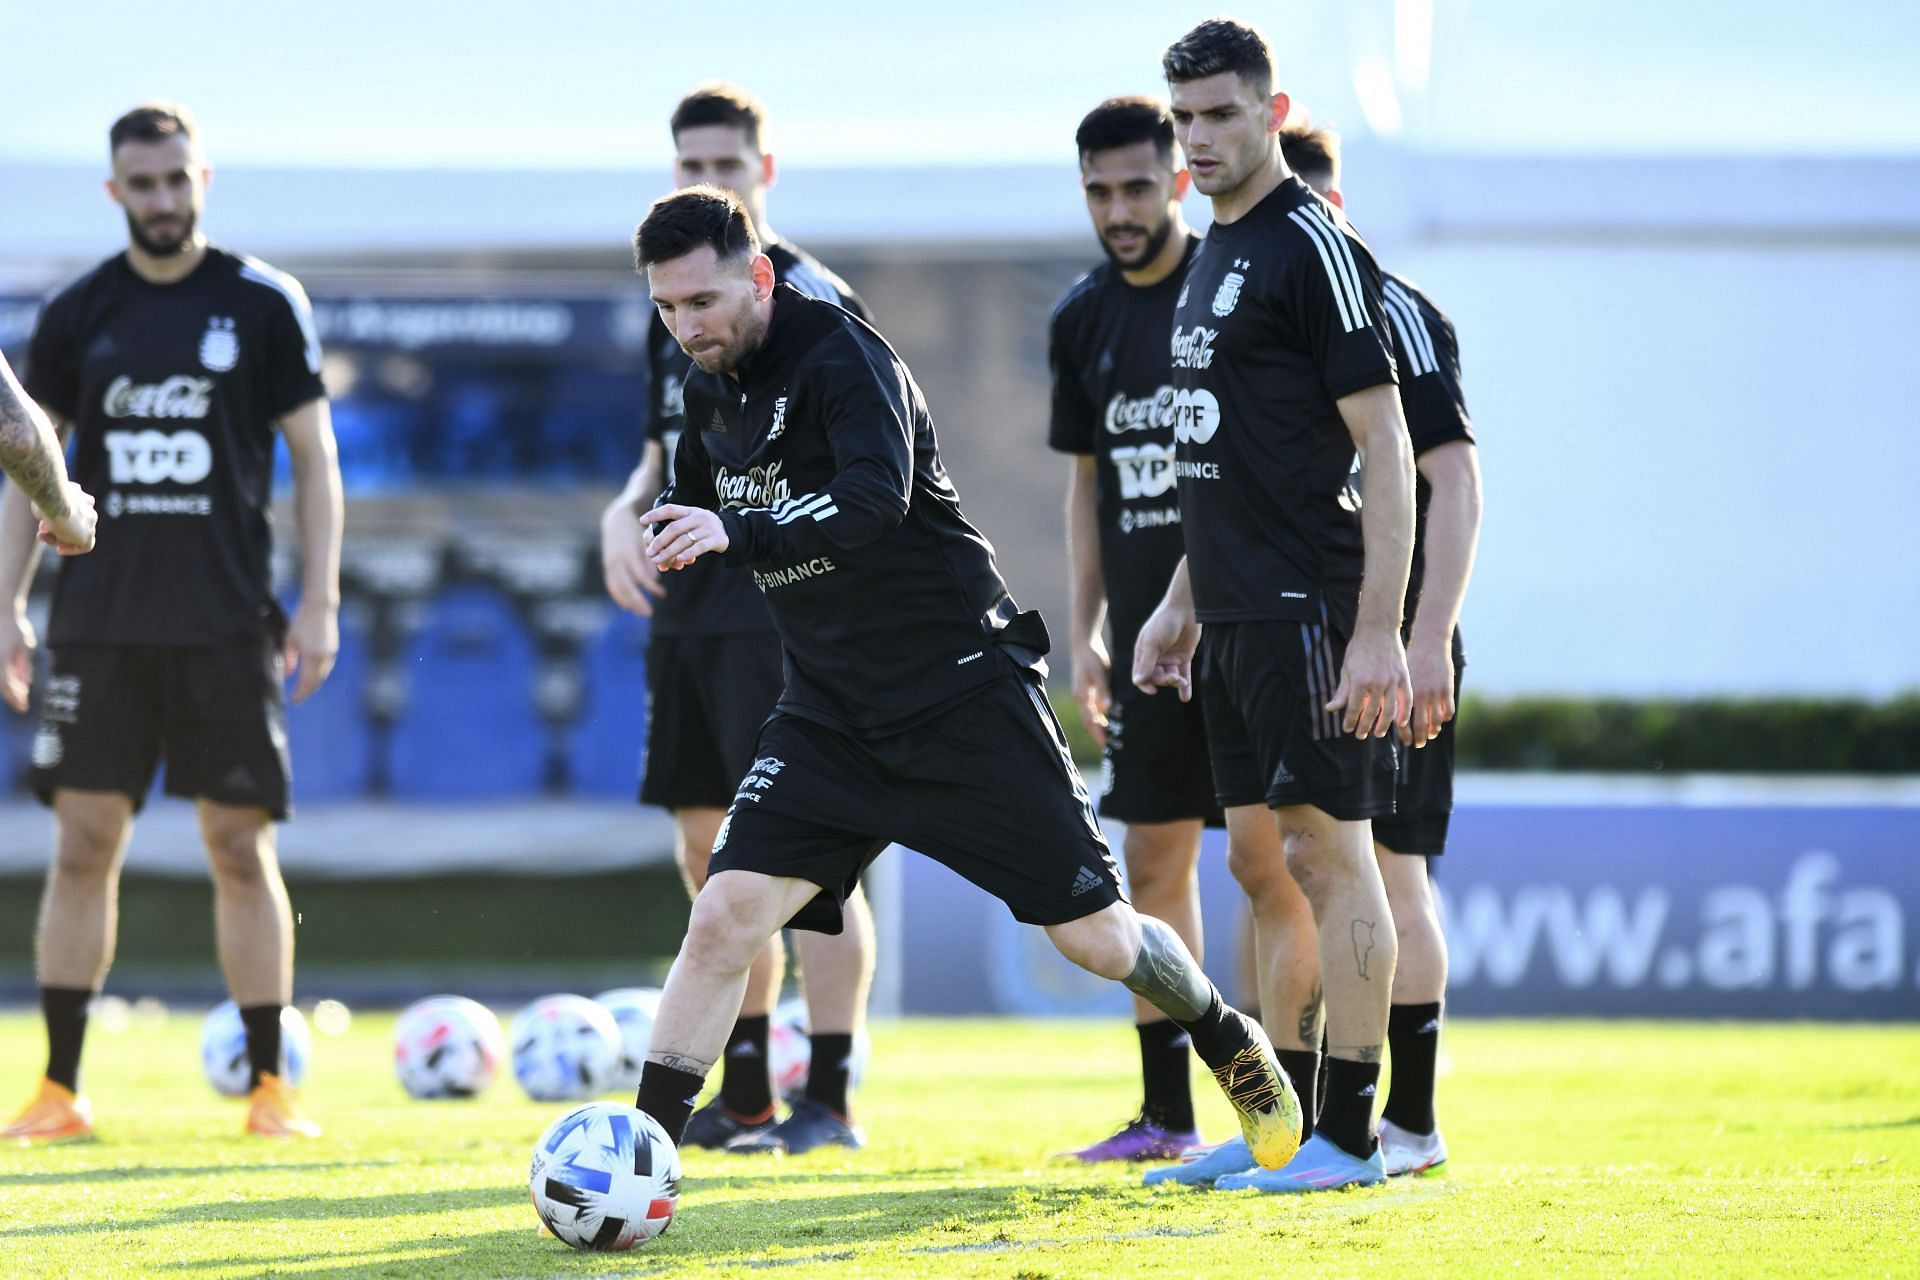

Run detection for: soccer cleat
[[1065, 1114, 1201, 1163], [1, 1078, 94, 1144], [725, 1099, 864, 1155], [1205, 1016, 1302, 1170], [1378, 1116, 1448, 1176], [1141, 1135, 1257, 1187], [245, 1072, 321, 1138], [680, 1098, 776, 1150], [1214, 1133, 1387, 1193]]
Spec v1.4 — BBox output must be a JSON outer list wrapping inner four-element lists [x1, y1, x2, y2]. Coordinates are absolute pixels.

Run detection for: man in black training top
[[1052, 96, 1298, 1163], [626, 186, 1302, 1201], [1281, 119, 1482, 1178], [1, 102, 342, 1142], [1133, 19, 1418, 1193], [601, 83, 877, 1156]]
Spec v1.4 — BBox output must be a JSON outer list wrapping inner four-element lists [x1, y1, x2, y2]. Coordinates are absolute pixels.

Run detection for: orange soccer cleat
[[245, 1072, 321, 1138], [2, 1078, 95, 1144]]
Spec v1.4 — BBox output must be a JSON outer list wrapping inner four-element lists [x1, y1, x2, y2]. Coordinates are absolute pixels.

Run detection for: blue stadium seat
[[283, 599, 375, 801], [569, 606, 649, 796], [387, 586, 546, 797]]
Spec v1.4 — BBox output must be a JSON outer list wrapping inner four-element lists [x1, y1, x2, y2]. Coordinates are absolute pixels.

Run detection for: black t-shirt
[[645, 240, 868, 637], [663, 285, 1041, 736], [1170, 177, 1399, 625], [1047, 236, 1199, 671], [25, 248, 327, 646], [1379, 271, 1474, 631]]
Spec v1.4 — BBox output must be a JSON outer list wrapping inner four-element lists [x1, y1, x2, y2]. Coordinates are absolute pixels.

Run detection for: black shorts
[[1199, 613, 1398, 821], [639, 630, 784, 810], [1373, 654, 1464, 857], [1098, 678, 1223, 828], [30, 626, 292, 820], [708, 671, 1126, 934]]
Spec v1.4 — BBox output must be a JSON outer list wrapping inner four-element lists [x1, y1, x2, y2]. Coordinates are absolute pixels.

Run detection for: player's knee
[[1047, 907, 1136, 980], [52, 808, 127, 879], [202, 823, 272, 886], [1280, 832, 1332, 905], [683, 878, 776, 970], [1225, 835, 1290, 900]]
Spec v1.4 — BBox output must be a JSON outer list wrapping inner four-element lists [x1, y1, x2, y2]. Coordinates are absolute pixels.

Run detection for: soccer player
[[1280, 119, 1481, 1176], [599, 84, 878, 1155], [0, 102, 341, 1142], [627, 186, 1302, 1195], [1050, 96, 1281, 1162], [0, 353, 97, 562], [1131, 19, 1418, 1193]]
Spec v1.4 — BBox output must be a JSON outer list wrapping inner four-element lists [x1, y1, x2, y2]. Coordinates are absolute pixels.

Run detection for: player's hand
[[1327, 622, 1411, 741], [34, 483, 97, 556], [283, 599, 339, 705], [601, 504, 665, 617], [1131, 600, 1201, 702], [1070, 645, 1111, 747], [1, 609, 36, 715], [644, 504, 729, 572], [1402, 631, 1456, 747]]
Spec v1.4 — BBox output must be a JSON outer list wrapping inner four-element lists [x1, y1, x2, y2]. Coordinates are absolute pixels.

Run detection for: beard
[[125, 208, 196, 257], [1098, 212, 1175, 271], [685, 304, 770, 376]]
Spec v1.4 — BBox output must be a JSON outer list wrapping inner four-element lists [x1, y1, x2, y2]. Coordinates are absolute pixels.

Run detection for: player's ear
[[103, 177, 120, 205], [750, 252, 776, 299], [1324, 187, 1345, 210], [1172, 167, 1192, 200], [761, 151, 777, 190], [1268, 91, 1291, 133]]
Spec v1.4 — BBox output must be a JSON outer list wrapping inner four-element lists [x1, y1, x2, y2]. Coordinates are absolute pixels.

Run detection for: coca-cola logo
[[1170, 325, 1218, 370], [1104, 386, 1178, 435], [105, 429, 213, 485], [102, 375, 214, 420], [715, 459, 790, 511]]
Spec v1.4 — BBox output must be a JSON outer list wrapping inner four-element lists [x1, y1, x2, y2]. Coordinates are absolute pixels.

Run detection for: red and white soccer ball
[[510, 995, 624, 1102], [530, 1102, 680, 1251], [393, 996, 505, 1099]]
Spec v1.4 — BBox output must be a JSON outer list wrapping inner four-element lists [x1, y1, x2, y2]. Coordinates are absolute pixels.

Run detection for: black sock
[[1167, 993, 1254, 1074], [636, 1061, 707, 1147], [239, 1004, 284, 1089], [718, 1014, 774, 1119], [1382, 1001, 1443, 1135], [41, 987, 93, 1093], [803, 1033, 854, 1117], [1318, 1056, 1383, 1159], [1136, 1020, 1196, 1133], [1275, 1048, 1320, 1142]]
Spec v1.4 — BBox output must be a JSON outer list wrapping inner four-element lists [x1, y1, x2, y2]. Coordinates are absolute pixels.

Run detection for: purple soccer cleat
[[1064, 1115, 1203, 1163]]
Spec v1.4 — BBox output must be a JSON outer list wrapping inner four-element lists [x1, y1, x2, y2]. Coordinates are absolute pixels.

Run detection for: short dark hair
[[1162, 17, 1275, 98], [1076, 96, 1177, 165], [670, 82, 769, 152], [109, 101, 199, 156], [1279, 119, 1340, 187], [633, 185, 761, 272]]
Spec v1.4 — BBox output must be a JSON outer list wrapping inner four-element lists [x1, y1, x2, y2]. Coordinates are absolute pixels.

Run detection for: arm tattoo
[[1297, 980, 1324, 1047], [1351, 919, 1379, 980], [1121, 916, 1211, 1022], [1330, 1043, 1385, 1064], [0, 390, 71, 516]]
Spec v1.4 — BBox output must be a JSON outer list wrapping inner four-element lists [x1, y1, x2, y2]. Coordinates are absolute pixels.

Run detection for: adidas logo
[[1170, 1033, 1192, 1049], [1358, 1083, 1376, 1097], [1418, 1018, 1442, 1034], [726, 1042, 762, 1059], [1069, 866, 1104, 897]]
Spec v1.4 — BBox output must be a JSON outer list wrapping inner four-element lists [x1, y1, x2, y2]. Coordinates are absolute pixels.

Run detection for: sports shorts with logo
[[640, 630, 784, 810], [30, 618, 292, 819], [1372, 641, 1464, 857], [1099, 677, 1223, 828], [1198, 607, 1398, 820], [708, 668, 1126, 934]]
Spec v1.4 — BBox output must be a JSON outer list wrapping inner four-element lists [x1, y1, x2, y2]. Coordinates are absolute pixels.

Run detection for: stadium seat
[[568, 605, 650, 796], [387, 586, 547, 797], [283, 598, 376, 801]]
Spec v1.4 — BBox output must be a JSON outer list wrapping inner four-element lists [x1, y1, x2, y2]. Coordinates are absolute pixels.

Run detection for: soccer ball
[[200, 1001, 311, 1097], [510, 995, 623, 1102], [394, 996, 506, 1099], [593, 988, 662, 1093], [530, 1102, 680, 1251], [767, 997, 871, 1099]]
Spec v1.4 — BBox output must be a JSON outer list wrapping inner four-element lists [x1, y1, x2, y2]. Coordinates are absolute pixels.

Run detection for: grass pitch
[[0, 1013, 1911, 1278]]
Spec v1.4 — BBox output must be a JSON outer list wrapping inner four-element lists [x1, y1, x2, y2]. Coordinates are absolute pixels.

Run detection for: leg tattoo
[[1351, 919, 1378, 980], [1122, 917, 1211, 1023], [1297, 980, 1323, 1048]]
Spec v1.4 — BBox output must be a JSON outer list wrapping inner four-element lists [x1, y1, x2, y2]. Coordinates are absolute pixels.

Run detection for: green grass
[[0, 1014, 1912, 1278]]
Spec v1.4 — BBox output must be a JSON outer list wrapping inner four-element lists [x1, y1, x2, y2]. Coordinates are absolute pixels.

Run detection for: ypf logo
[[1170, 388, 1221, 444], [104, 430, 214, 486], [1110, 443, 1176, 500]]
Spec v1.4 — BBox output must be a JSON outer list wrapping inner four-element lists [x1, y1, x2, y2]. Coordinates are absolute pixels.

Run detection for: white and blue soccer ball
[[593, 988, 661, 1093], [768, 997, 872, 1099], [199, 1001, 311, 1097], [394, 996, 506, 1099], [530, 1102, 680, 1251], [510, 995, 623, 1102]]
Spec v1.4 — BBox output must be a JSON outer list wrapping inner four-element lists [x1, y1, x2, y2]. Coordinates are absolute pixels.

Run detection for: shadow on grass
[[1836, 1114, 1920, 1131], [0, 1184, 522, 1240], [143, 1181, 1100, 1276], [0, 1159, 400, 1187]]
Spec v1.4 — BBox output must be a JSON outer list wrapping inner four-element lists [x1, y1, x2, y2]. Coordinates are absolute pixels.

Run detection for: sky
[[1, 0, 1916, 169]]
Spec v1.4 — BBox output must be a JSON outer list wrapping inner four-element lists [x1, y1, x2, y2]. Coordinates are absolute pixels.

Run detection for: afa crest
[[198, 316, 239, 372], [1211, 260, 1251, 317]]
